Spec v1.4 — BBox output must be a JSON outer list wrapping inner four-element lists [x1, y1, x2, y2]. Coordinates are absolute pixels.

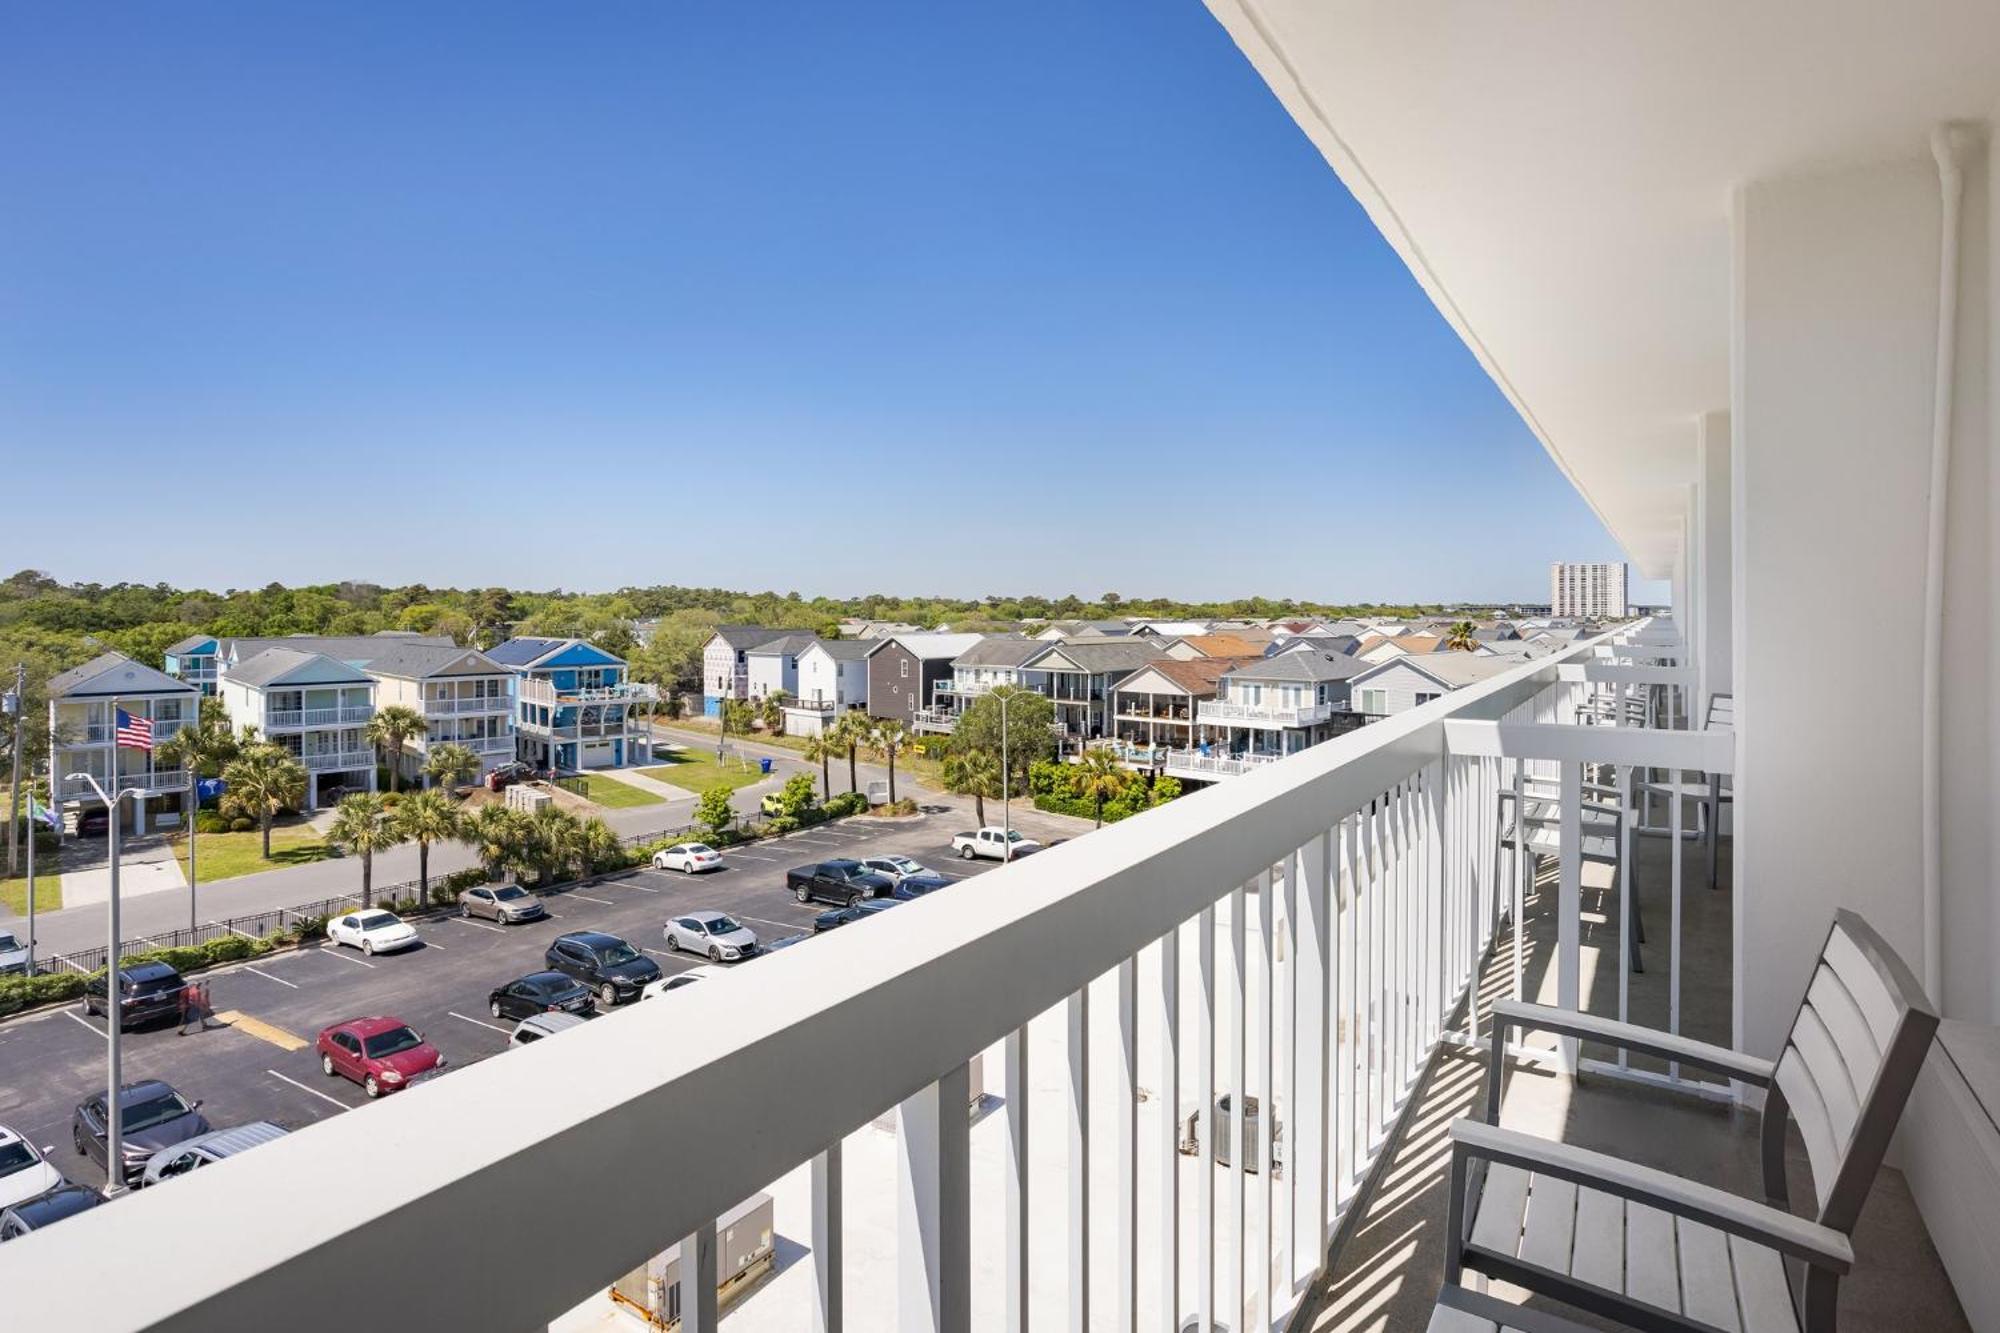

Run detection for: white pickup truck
[[950, 826, 1040, 861]]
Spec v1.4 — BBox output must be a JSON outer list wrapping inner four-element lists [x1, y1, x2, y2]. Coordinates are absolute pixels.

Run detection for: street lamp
[[65, 769, 141, 1195]]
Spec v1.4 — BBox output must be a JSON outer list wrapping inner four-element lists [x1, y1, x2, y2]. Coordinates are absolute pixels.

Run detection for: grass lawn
[[574, 773, 664, 809], [639, 749, 771, 796], [0, 872, 62, 915], [169, 821, 331, 884], [650, 721, 946, 790]]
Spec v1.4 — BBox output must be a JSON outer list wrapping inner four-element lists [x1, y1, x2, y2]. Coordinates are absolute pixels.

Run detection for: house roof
[[807, 639, 876, 662], [1129, 620, 1211, 638], [360, 645, 510, 681], [1035, 620, 1132, 639], [881, 633, 987, 662], [1028, 640, 1166, 673], [1353, 653, 1521, 692], [1224, 651, 1373, 684], [1122, 657, 1263, 696], [708, 625, 792, 651], [950, 636, 1046, 668], [485, 637, 568, 667], [1273, 634, 1361, 656], [746, 633, 819, 657], [227, 648, 372, 689], [164, 634, 217, 656], [1171, 632, 1275, 658], [218, 633, 457, 668], [47, 652, 198, 700]]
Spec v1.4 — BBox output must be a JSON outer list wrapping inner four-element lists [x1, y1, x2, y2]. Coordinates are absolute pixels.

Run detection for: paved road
[[0, 809, 1087, 1195]]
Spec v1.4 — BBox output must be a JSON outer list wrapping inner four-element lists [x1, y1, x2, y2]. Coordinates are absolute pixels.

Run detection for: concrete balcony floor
[[1296, 824, 1970, 1332]]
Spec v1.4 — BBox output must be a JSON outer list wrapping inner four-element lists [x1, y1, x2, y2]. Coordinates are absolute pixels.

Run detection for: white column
[[1695, 411, 1733, 712], [812, 1146, 843, 1333], [896, 1065, 970, 1332]]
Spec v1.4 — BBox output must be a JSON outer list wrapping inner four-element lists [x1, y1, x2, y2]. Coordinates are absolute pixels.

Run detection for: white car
[[639, 965, 726, 1000], [859, 855, 932, 885], [0, 1124, 63, 1211], [510, 1012, 589, 1046], [0, 931, 27, 977], [652, 842, 724, 874], [664, 911, 759, 962], [326, 909, 420, 956]]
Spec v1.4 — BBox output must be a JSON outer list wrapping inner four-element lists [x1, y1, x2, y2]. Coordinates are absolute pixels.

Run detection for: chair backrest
[[1762, 909, 1939, 1234]]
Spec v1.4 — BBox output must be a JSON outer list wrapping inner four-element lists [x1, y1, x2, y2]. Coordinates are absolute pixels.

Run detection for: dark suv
[[72, 1080, 211, 1186], [544, 931, 661, 1007], [786, 859, 892, 907], [82, 962, 186, 1030], [486, 761, 536, 792]]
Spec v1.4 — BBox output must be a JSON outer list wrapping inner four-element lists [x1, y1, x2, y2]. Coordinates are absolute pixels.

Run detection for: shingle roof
[[950, 636, 1046, 668], [885, 633, 987, 661], [746, 633, 819, 657], [709, 625, 792, 650], [164, 634, 215, 656], [219, 634, 456, 668], [226, 647, 371, 688], [359, 645, 508, 680], [809, 639, 877, 661], [1124, 657, 1263, 695], [485, 637, 568, 667], [1029, 640, 1166, 673], [47, 652, 198, 699], [1273, 634, 1360, 656], [1172, 632, 1274, 658], [1224, 651, 1373, 684]]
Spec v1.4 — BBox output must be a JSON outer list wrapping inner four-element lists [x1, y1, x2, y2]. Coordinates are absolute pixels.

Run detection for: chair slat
[[1519, 1173, 1577, 1273], [1729, 1234, 1798, 1332], [1570, 1186, 1624, 1290], [1823, 927, 1902, 1051], [1790, 1004, 1859, 1149], [1805, 964, 1881, 1096], [1426, 1302, 1499, 1333], [1624, 1201, 1680, 1313], [1471, 1164, 1532, 1256], [1676, 1217, 1741, 1332], [1775, 1050, 1839, 1210]]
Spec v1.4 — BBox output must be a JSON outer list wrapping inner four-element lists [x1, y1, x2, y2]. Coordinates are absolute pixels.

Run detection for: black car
[[786, 859, 893, 908], [82, 961, 186, 1030], [762, 932, 811, 953], [884, 872, 952, 901], [813, 899, 901, 932], [0, 1184, 106, 1241], [74, 808, 109, 838], [488, 970, 596, 1022], [72, 1080, 211, 1186], [544, 931, 661, 1007], [486, 761, 536, 792]]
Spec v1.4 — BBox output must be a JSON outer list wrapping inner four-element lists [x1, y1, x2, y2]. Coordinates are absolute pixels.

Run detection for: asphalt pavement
[[0, 808, 1080, 1195]]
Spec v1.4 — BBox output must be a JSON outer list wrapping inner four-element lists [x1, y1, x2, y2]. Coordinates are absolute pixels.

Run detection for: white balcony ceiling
[[1204, 0, 2000, 577]]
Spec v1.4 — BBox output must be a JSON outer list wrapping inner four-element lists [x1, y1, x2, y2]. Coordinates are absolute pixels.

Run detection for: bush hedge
[[193, 810, 231, 835], [1027, 759, 1179, 825], [0, 971, 87, 1017], [229, 816, 254, 833]]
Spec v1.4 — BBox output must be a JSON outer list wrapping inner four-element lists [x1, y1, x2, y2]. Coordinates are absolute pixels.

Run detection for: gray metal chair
[[1445, 910, 1938, 1332]]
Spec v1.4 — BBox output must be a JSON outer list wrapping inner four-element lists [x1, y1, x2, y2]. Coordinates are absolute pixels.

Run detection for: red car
[[315, 1016, 446, 1099]]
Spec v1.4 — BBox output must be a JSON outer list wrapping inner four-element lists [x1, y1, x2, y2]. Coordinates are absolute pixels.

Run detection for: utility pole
[[186, 763, 199, 931], [5, 663, 24, 877]]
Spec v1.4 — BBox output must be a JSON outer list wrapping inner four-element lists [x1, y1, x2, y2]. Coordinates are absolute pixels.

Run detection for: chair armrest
[[1490, 1000, 1773, 1086], [1450, 1118, 1852, 1273]]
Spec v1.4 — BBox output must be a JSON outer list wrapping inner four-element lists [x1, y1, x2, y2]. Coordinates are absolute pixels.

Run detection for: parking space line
[[242, 965, 301, 989], [448, 1011, 512, 1035], [214, 1010, 307, 1052], [417, 939, 444, 949], [62, 1010, 104, 1038], [568, 892, 614, 905], [642, 947, 677, 960], [268, 1069, 348, 1109], [726, 853, 777, 863], [444, 916, 507, 934], [626, 883, 660, 892], [736, 914, 810, 934], [314, 948, 376, 968]]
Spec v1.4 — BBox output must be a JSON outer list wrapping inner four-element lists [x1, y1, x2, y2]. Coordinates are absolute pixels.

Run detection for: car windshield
[[357, 912, 400, 931], [686, 844, 712, 855], [0, 1142, 36, 1175], [362, 1026, 423, 1059], [494, 887, 530, 902], [706, 917, 744, 935], [1005, 829, 1025, 841], [123, 1093, 193, 1132], [0, 933, 18, 951], [598, 942, 640, 966]]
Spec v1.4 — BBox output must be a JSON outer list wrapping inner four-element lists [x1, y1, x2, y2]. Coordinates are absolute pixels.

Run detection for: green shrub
[[0, 970, 88, 1017], [292, 914, 329, 941], [194, 810, 230, 835], [442, 867, 490, 893], [880, 797, 919, 816], [823, 791, 867, 818], [229, 816, 254, 833], [379, 791, 402, 809]]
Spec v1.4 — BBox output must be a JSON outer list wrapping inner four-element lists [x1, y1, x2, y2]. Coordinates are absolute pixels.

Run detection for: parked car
[[326, 908, 420, 955], [0, 931, 27, 977], [759, 791, 787, 817], [785, 859, 892, 907], [664, 911, 759, 962], [0, 1184, 105, 1241], [72, 1080, 211, 1186], [488, 971, 595, 1022], [950, 826, 1040, 861], [884, 872, 952, 901], [137, 1121, 288, 1188], [510, 1011, 589, 1046], [81, 961, 186, 1030], [0, 1124, 63, 1210], [460, 883, 548, 924], [813, 899, 901, 932], [316, 1017, 446, 1099], [639, 965, 725, 1000], [859, 854, 932, 885], [761, 933, 810, 953], [651, 841, 724, 873], [544, 931, 661, 1007], [486, 761, 536, 792], [74, 808, 108, 838]]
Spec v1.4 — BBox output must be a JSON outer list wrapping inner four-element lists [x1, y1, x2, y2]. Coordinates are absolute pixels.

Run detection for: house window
[[900, 659, 910, 679], [1360, 689, 1386, 715], [1416, 692, 1439, 706]]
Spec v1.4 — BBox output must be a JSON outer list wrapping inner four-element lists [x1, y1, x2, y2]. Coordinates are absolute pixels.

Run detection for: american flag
[[114, 708, 154, 752]]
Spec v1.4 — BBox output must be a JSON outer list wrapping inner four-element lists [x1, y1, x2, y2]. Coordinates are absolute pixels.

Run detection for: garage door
[[582, 740, 618, 769]]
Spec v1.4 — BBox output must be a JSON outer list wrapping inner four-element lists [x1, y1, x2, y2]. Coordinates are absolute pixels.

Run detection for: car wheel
[[666, 934, 680, 953], [72, 1128, 85, 1157], [960, 845, 976, 860], [321, 1053, 336, 1077], [490, 1000, 504, 1019], [708, 946, 722, 963], [683, 862, 694, 874], [81, 995, 95, 1017], [846, 893, 860, 908], [599, 982, 619, 1006], [794, 885, 809, 903], [363, 1075, 381, 1099], [362, 939, 375, 956]]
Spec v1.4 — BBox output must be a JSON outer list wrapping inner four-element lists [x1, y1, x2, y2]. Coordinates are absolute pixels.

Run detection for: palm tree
[[1445, 620, 1479, 652], [943, 747, 1000, 826], [421, 741, 481, 794], [576, 816, 622, 878], [365, 705, 429, 792], [759, 689, 788, 736], [327, 791, 404, 908], [828, 711, 869, 793], [219, 743, 307, 860], [801, 731, 836, 800], [394, 789, 461, 905], [1074, 746, 1127, 828], [525, 803, 582, 885], [459, 803, 522, 882], [157, 695, 239, 781], [870, 719, 909, 804]]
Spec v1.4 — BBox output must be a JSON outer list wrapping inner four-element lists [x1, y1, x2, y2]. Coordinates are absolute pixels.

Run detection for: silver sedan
[[459, 884, 548, 924], [664, 911, 759, 963]]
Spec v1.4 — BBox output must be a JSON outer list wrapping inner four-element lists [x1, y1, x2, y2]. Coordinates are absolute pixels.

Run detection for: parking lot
[[0, 808, 1060, 1192]]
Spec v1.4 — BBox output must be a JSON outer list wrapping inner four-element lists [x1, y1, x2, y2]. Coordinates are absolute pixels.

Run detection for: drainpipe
[[1921, 124, 1976, 1005]]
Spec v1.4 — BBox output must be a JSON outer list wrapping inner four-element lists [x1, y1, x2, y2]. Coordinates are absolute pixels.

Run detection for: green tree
[[394, 789, 461, 905], [776, 770, 818, 818], [870, 718, 909, 804], [364, 704, 429, 792], [1445, 620, 1479, 652], [827, 711, 871, 793], [156, 694, 239, 782], [660, 691, 685, 722], [942, 747, 1000, 826], [421, 741, 481, 793], [695, 786, 735, 840], [459, 804, 524, 881], [719, 698, 757, 759], [801, 730, 837, 800], [327, 791, 404, 908], [954, 686, 1055, 795], [759, 689, 788, 736], [219, 743, 307, 860], [1074, 747, 1127, 828]]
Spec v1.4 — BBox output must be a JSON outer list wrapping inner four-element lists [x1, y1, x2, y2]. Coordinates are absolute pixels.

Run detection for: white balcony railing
[[265, 705, 372, 729], [1162, 748, 1284, 780], [1197, 698, 1337, 728], [783, 696, 838, 713], [911, 705, 957, 730], [15, 627, 1706, 1333], [426, 695, 511, 715], [299, 750, 375, 772], [519, 677, 661, 708]]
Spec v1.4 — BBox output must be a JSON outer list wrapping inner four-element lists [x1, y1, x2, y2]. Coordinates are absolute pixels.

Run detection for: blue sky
[[0, 2, 1651, 604]]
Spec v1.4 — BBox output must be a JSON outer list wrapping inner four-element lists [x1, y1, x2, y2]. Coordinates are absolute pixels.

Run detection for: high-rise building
[[1549, 561, 1629, 619]]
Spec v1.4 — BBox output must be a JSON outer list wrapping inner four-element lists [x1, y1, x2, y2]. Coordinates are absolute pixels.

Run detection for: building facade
[[1548, 560, 1630, 619], [362, 645, 517, 783], [786, 640, 872, 736], [489, 637, 657, 772], [45, 653, 200, 834], [217, 648, 378, 810]]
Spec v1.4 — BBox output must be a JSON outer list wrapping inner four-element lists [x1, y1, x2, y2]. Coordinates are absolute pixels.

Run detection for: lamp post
[[66, 770, 140, 1195]]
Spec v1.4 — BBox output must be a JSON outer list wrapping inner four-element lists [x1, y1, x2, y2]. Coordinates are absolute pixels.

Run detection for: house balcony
[[1160, 747, 1284, 781], [265, 705, 373, 729], [1197, 698, 1337, 728], [20, 623, 1960, 1333], [299, 750, 375, 773], [912, 705, 957, 733], [519, 677, 661, 708], [1115, 702, 1194, 723], [784, 696, 838, 715], [425, 695, 511, 716]]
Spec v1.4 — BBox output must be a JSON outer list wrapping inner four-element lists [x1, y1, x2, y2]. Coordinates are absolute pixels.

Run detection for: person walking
[[177, 980, 198, 1036]]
